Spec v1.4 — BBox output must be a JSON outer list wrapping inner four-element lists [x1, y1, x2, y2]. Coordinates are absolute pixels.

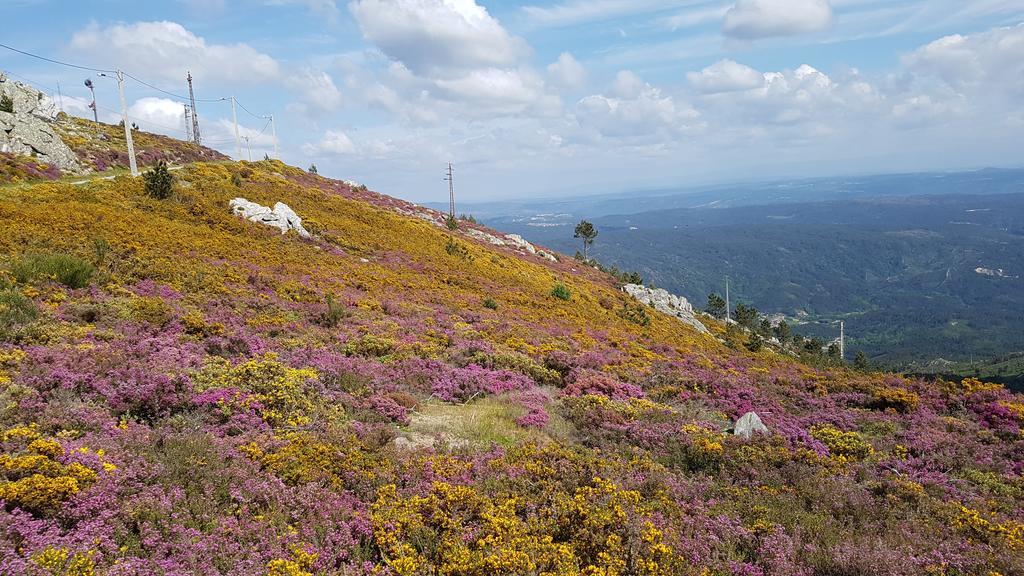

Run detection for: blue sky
[[2, 0, 1023, 202]]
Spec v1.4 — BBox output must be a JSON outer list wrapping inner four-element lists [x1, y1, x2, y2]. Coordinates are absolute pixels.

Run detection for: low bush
[[143, 160, 173, 199], [482, 297, 498, 310], [0, 289, 38, 340], [10, 253, 94, 289], [551, 282, 571, 301], [617, 302, 650, 326]]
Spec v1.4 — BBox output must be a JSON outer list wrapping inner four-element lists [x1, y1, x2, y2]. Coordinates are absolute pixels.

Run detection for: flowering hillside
[[0, 159, 1021, 576]]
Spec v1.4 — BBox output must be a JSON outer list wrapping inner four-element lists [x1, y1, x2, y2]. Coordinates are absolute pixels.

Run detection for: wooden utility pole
[[840, 321, 845, 361], [725, 276, 731, 323], [115, 70, 138, 177]]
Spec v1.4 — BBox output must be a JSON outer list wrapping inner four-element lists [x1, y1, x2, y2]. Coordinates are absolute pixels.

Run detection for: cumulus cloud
[[286, 68, 343, 115], [902, 23, 1024, 97], [348, 0, 528, 76], [69, 21, 280, 85], [723, 0, 833, 39], [547, 52, 587, 91], [128, 97, 190, 135], [576, 73, 700, 140], [433, 68, 560, 115], [687, 59, 764, 94], [302, 129, 356, 155]]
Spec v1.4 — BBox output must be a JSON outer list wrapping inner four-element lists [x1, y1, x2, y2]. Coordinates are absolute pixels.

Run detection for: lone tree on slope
[[574, 220, 598, 261]]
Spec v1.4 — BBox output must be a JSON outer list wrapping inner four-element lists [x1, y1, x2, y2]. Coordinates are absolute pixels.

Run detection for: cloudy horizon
[[2, 0, 1022, 202]]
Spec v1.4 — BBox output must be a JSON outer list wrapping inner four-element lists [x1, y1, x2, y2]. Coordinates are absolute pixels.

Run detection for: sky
[[1, 0, 1023, 203]]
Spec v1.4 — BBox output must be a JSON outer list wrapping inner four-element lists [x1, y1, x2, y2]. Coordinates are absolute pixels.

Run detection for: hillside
[[0, 158, 1022, 575], [478, 186, 1024, 375]]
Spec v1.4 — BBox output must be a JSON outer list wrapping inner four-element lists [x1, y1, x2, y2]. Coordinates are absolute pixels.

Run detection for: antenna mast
[[186, 71, 201, 145], [183, 104, 192, 142]]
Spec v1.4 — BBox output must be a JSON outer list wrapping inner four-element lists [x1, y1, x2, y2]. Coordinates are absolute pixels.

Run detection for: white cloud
[[611, 70, 647, 99], [433, 68, 560, 115], [576, 73, 700, 140], [723, 0, 833, 38], [128, 97, 190, 136], [286, 68, 343, 115], [302, 129, 356, 155], [547, 52, 587, 91], [902, 23, 1024, 97], [890, 94, 957, 128], [522, 0, 686, 27], [687, 59, 764, 94], [657, 4, 732, 31], [69, 21, 280, 85], [348, 0, 528, 76]]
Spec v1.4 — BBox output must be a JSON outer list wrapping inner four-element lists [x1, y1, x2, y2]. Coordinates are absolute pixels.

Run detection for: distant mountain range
[[453, 168, 1024, 378]]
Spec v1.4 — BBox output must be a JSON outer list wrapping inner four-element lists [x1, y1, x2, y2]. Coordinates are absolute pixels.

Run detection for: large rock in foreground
[[734, 411, 769, 440], [0, 72, 80, 173], [230, 198, 311, 238], [622, 283, 708, 334]]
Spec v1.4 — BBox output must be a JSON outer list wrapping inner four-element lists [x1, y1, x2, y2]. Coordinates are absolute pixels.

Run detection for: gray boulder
[[230, 198, 311, 238], [622, 284, 709, 334], [733, 411, 769, 440], [0, 73, 80, 172]]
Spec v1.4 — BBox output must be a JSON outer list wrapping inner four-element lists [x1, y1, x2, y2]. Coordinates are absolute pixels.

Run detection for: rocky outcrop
[[0, 72, 80, 172], [733, 412, 769, 440], [464, 228, 557, 262], [230, 198, 311, 238], [622, 284, 708, 334]]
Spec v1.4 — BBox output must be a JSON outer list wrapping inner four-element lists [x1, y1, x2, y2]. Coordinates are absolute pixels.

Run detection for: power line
[[123, 71, 226, 103], [0, 42, 114, 74], [3, 71, 189, 135], [234, 98, 265, 120]]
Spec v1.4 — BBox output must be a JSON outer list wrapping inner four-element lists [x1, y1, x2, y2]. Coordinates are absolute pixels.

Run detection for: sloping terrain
[[0, 160, 1021, 575]]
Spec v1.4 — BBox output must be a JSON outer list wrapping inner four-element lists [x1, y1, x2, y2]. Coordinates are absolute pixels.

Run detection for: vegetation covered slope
[[0, 160, 1021, 575], [1, 115, 226, 184]]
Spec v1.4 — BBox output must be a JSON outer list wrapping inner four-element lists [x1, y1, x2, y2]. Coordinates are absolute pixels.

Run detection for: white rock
[[734, 412, 769, 440], [504, 234, 537, 254], [622, 284, 709, 334], [0, 75, 80, 172], [229, 198, 310, 238]]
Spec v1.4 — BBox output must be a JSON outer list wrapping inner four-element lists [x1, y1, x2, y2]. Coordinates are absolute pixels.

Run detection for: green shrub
[[320, 293, 349, 327], [482, 297, 498, 310], [445, 215, 459, 231], [445, 238, 471, 260], [0, 289, 38, 340], [143, 160, 173, 200], [746, 332, 764, 352], [344, 334, 396, 358], [10, 253, 95, 289], [617, 302, 650, 326], [551, 283, 571, 301], [231, 173, 243, 187], [0, 94, 12, 113]]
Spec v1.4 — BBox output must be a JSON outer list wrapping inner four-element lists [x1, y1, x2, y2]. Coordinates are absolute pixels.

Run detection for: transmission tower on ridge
[[184, 104, 192, 142], [187, 71, 202, 145]]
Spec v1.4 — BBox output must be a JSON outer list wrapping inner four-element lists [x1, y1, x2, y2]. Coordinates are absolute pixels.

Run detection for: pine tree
[[574, 220, 598, 260], [854, 351, 870, 372], [706, 293, 727, 319]]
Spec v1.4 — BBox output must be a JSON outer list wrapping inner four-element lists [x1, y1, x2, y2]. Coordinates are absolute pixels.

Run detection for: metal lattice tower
[[184, 104, 192, 142], [186, 71, 201, 145]]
